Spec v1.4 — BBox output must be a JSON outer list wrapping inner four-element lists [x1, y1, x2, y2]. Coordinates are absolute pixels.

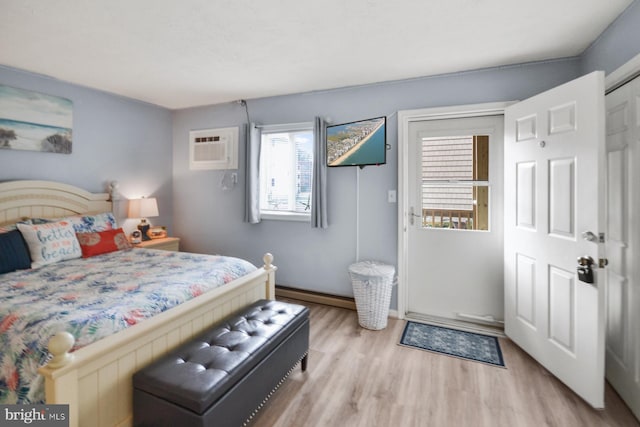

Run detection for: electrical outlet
[[388, 190, 397, 203]]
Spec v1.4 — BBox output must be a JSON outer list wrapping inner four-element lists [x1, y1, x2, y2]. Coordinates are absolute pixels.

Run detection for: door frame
[[397, 102, 511, 320], [605, 52, 640, 94]]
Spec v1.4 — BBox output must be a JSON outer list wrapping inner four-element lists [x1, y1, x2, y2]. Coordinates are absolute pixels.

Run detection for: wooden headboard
[[0, 180, 112, 226]]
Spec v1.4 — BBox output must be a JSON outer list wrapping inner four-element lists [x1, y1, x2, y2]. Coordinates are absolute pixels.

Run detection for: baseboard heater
[[275, 285, 356, 311]]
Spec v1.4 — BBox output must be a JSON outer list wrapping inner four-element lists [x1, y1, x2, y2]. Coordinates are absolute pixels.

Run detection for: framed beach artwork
[[326, 116, 386, 168], [0, 84, 73, 154]]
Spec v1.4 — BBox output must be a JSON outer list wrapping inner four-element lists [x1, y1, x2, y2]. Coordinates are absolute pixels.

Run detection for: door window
[[420, 135, 489, 230]]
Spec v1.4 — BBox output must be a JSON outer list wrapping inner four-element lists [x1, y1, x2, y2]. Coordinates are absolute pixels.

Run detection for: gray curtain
[[311, 117, 328, 228], [244, 122, 261, 224]]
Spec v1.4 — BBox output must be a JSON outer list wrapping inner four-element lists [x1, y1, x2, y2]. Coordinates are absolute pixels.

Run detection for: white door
[[504, 71, 606, 408], [407, 115, 504, 324], [604, 75, 640, 420]]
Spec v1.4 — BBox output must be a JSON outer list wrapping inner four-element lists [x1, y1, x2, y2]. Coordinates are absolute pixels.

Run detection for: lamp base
[[138, 222, 151, 241]]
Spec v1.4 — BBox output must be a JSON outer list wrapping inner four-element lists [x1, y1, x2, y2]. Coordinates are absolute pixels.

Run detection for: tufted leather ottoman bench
[[132, 299, 309, 427]]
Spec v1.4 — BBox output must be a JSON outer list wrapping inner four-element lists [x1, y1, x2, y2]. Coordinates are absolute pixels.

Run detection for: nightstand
[[135, 237, 180, 252]]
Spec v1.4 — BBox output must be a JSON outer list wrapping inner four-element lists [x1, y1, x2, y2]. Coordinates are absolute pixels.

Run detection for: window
[[420, 135, 489, 230], [259, 123, 314, 220]]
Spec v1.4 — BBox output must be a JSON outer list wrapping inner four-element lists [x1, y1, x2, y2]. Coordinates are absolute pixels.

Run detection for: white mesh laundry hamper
[[348, 261, 395, 330]]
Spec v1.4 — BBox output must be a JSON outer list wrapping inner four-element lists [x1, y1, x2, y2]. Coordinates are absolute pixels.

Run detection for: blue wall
[[581, 0, 640, 75], [0, 66, 174, 232], [172, 0, 640, 309], [172, 58, 582, 306], [2, 1, 639, 311]]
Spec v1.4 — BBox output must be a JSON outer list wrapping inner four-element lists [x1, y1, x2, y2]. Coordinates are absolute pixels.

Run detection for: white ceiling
[[0, 0, 633, 110]]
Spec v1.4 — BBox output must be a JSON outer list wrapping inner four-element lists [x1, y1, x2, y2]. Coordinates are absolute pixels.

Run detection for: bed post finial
[[109, 181, 119, 201], [263, 253, 274, 270], [47, 331, 75, 369]]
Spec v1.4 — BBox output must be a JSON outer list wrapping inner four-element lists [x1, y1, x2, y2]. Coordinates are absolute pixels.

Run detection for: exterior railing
[[422, 208, 474, 229]]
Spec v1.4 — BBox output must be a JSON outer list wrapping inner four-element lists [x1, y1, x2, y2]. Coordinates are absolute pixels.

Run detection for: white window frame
[[259, 122, 314, 222]]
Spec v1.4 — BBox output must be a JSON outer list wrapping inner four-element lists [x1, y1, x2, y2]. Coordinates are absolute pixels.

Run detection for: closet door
[[605, 75, 640, 421]]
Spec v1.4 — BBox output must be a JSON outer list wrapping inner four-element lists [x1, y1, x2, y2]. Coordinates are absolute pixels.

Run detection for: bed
[[0, 180, 276, 427]]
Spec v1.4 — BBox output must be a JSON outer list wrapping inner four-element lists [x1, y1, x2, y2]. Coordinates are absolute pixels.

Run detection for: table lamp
[[128, 197, 159, 241]]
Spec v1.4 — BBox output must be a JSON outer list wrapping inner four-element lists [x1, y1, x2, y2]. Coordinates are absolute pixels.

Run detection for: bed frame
[[0, 180, 276, 427]]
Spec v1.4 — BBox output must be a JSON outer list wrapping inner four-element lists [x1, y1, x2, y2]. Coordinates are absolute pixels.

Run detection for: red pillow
[[76, 228, 132, 258]]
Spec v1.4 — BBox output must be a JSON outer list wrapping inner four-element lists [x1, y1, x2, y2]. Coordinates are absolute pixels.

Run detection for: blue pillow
[[0, 230, 32, 274]]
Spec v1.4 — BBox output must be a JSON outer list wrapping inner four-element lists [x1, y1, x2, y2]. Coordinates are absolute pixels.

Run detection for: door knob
[[577, 256, 594, 266], [409, 207, 421, 225]]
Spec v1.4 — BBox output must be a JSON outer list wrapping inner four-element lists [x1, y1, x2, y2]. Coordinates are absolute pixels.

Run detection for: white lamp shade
[[128, 197, 159, 219]]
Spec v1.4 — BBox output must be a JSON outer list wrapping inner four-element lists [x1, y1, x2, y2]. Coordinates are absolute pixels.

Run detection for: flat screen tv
[[326, 116, 386, 167]]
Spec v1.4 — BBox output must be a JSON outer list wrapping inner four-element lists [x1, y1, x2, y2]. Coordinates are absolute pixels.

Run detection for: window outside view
[[421, 135, 489, 230], [260, 129, 313, 216]]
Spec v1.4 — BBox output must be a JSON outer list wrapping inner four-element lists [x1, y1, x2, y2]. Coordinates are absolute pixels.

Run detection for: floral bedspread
[[0, 248, 257, 404]]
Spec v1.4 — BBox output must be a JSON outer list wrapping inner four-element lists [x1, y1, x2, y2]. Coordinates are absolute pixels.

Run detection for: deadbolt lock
[[577, 256, 595, 284]]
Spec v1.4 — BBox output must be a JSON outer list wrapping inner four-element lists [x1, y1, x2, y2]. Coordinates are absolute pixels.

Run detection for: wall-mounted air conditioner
[[189, 126, 238, 170]]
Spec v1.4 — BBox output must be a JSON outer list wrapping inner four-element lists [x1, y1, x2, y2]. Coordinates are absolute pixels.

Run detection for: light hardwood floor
[[252, 299, 639, 427]]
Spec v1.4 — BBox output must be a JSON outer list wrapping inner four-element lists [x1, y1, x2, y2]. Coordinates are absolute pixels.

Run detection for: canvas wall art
[[0, 84, 73, 154]]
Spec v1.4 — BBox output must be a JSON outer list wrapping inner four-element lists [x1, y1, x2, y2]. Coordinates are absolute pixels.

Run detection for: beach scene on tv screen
[[327, 117, 385, 166]]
